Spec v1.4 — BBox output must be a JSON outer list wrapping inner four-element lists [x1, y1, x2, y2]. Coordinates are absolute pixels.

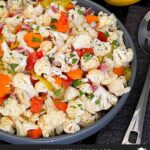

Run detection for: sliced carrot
[[27, 128, 43, 139], [15, 25, 22, 33], [0, 73, 11, 98], [66, 68, 83, 80], [53, 99, 68, 112], [85, 15, 99, 24], [54, 76, 63, 86], [30, 97, 43, 114], [113, 67, 124, 76], [66, 2, 74, 10], [24, 32, 43, 48]]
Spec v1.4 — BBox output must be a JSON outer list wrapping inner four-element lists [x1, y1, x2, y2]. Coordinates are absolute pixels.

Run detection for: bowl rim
[[0, 0, 137, 144]]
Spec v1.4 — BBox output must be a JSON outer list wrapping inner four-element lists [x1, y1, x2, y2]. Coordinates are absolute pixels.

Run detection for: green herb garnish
[[50, 25, 57, 30], [0, 5, 4, 8], [79, 90, 84, 96], [83, 53, 92, 62], [95, 99, 100, 105], [54, 88, 64, 97], [87, 93, 94, 99], [78, 9, 83, 15], [32, 37, 41, 43], [103, 31, 109, 38], [49, 57, 54, 62], [7, 63, 18, 74], [70, 106, 76, 109], [112, 40, 120, 49], [51, 18, 58, 23], [70, 53, 75, 58], [36, 26, 40, 31], [72, 80, 83, 87], [72, 58, 78, 64]]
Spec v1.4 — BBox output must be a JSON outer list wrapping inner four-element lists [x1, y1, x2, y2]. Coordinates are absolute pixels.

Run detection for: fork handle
[[122, 65, 150, 144]]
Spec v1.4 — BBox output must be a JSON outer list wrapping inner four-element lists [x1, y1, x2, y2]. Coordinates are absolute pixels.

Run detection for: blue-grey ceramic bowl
[[0, 0, 137, 144]]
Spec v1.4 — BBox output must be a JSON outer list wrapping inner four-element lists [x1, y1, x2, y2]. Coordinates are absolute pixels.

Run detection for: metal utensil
[[122, 11, 150, 145]]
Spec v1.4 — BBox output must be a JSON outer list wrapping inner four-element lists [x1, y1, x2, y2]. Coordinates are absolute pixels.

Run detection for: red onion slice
[[22, 24, 32, 30], [51, 5, 58, 13], [84, 7, 93, 16], [92, 85, 98, 92], [100, 63, 108, 71]]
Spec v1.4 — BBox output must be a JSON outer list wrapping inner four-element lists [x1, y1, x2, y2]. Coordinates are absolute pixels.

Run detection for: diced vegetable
[[124, 67, 132, 81], [76, 48, 94, 57], [72, 80, 83, 87], [7, 63, 18, 74], [98, 31, 109, 42], [24, 32, 43, 48], [0, 41, 3, 57], [0, 73, 11, 98], [54, 88, 64, 97], [26, 51, 43, 71], [53, 99, 68, 112], [10, 41, 19, 50], [62, 77, 73, 89], [113, 67, 124, 76], [0, 59, 3, 70], [54, 76, 63, 86], [66, 2, 74, 10], [27, 128, 43, 139], [66, 68, 83, 80], [15, 25, 22, 33], [111, 40, 120, 49], [83, 53, 93, 62], [30, 97, 44, 113], [85, 15, 99, 24], [77, 9, 83, 15]]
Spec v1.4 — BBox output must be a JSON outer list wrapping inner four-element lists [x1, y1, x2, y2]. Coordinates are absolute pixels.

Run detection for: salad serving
[[0, 0, 133, 139]]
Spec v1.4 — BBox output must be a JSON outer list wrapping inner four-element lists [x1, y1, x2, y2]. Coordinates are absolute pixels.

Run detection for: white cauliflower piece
[[1, 41, 27, 72], [54, 52, 71, 72], [92, 39, 111, 57], [98, 12, 117, 31], [2, 25, 16, 43], [12, 73, 37, 98], [78, 83, 93, 94], [0, 1, 8, 20], [14, 88, 30, 109], [17, 31, 34, 52], [0, 97, 26, 119], [34, 56, 51, 76], [40, 41, 52, 55], [87, 69, 105, 86], [63, 119, 80, 134], [15, 117, 39, 136], [108, 76, 131, 96], [23, 4, 43, 19], [35, 81, 49, 93], [64, 86, 80, 102], [79, 112, 99, 128], [38, 110, 66, 137], [0, 117, 15, 134], [68, 9, 86, 28], [113, 47, 134, 67], [72, 34, 92, 49], [81, 55, 100, 71], [66, 99, 85, 119], [36, 13, 51, 26], [51, 31, 68, 48]]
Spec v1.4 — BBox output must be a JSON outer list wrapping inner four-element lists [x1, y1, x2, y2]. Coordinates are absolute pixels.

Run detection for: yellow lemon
[[104, 0, 141, 6]]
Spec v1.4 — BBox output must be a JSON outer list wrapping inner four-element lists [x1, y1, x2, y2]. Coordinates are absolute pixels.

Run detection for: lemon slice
[[105, 0, 141, 6]]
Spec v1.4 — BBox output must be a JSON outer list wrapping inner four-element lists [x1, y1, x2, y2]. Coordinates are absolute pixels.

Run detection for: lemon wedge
[[104, 0, 141, 6]]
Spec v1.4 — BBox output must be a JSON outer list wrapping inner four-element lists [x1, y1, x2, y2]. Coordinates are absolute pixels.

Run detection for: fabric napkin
[[96, 5, 150, 144]]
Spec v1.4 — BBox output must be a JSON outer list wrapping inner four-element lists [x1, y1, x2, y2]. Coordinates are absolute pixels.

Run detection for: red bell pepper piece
[[97, 31, 108, 42]]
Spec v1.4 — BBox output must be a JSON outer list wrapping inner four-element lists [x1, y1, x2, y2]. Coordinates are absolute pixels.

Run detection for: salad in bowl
[[0, 0, 133, 139]]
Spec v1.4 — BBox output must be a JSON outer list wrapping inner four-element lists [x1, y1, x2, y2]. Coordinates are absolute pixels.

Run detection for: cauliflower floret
[[0, 117, 15, 134], [79, 112, 99, 128], [40, 41, 52, 55], [2, 25, 16, 43], [81, 55, 100, 71], [14, 88, 30, 108], [23, 4, 43, 19], [64, 86, 80, 102], [87, 69, 105, 86], [0, 97, 26, 119], [66, 99, 85, 119], [54, 52, 70, 72], [1, 41, 27, 72], [0, 1, 8, 21], [63, 118, 80, 134], [98, 12, 117, 31], [35, 81, 49, 93], [15, 117, 39, 136], [51, 31, 68, 48], [108, 76, 131, 96], [113, 47, 134, 67], [12, 73, 37, 98], [78, 83, 93, 94], [68, 9, 86, 28], [5, 15, 23, 28], [92, 39, 111, 57], [38, 110, 66, 137], [17, 31, 34, 52], [34, 56, 51, 76], [7, 0, 23, 13], [72, 34, 92, 49], [36, 13, 51, 26], [87, 69, 118, 86]]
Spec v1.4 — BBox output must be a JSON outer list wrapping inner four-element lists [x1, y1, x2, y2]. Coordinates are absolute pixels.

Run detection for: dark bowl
[[0, 0, 137, 144]]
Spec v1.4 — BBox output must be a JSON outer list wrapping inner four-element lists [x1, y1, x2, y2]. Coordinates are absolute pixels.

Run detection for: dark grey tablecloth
[[96, 5, 150, 144]]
